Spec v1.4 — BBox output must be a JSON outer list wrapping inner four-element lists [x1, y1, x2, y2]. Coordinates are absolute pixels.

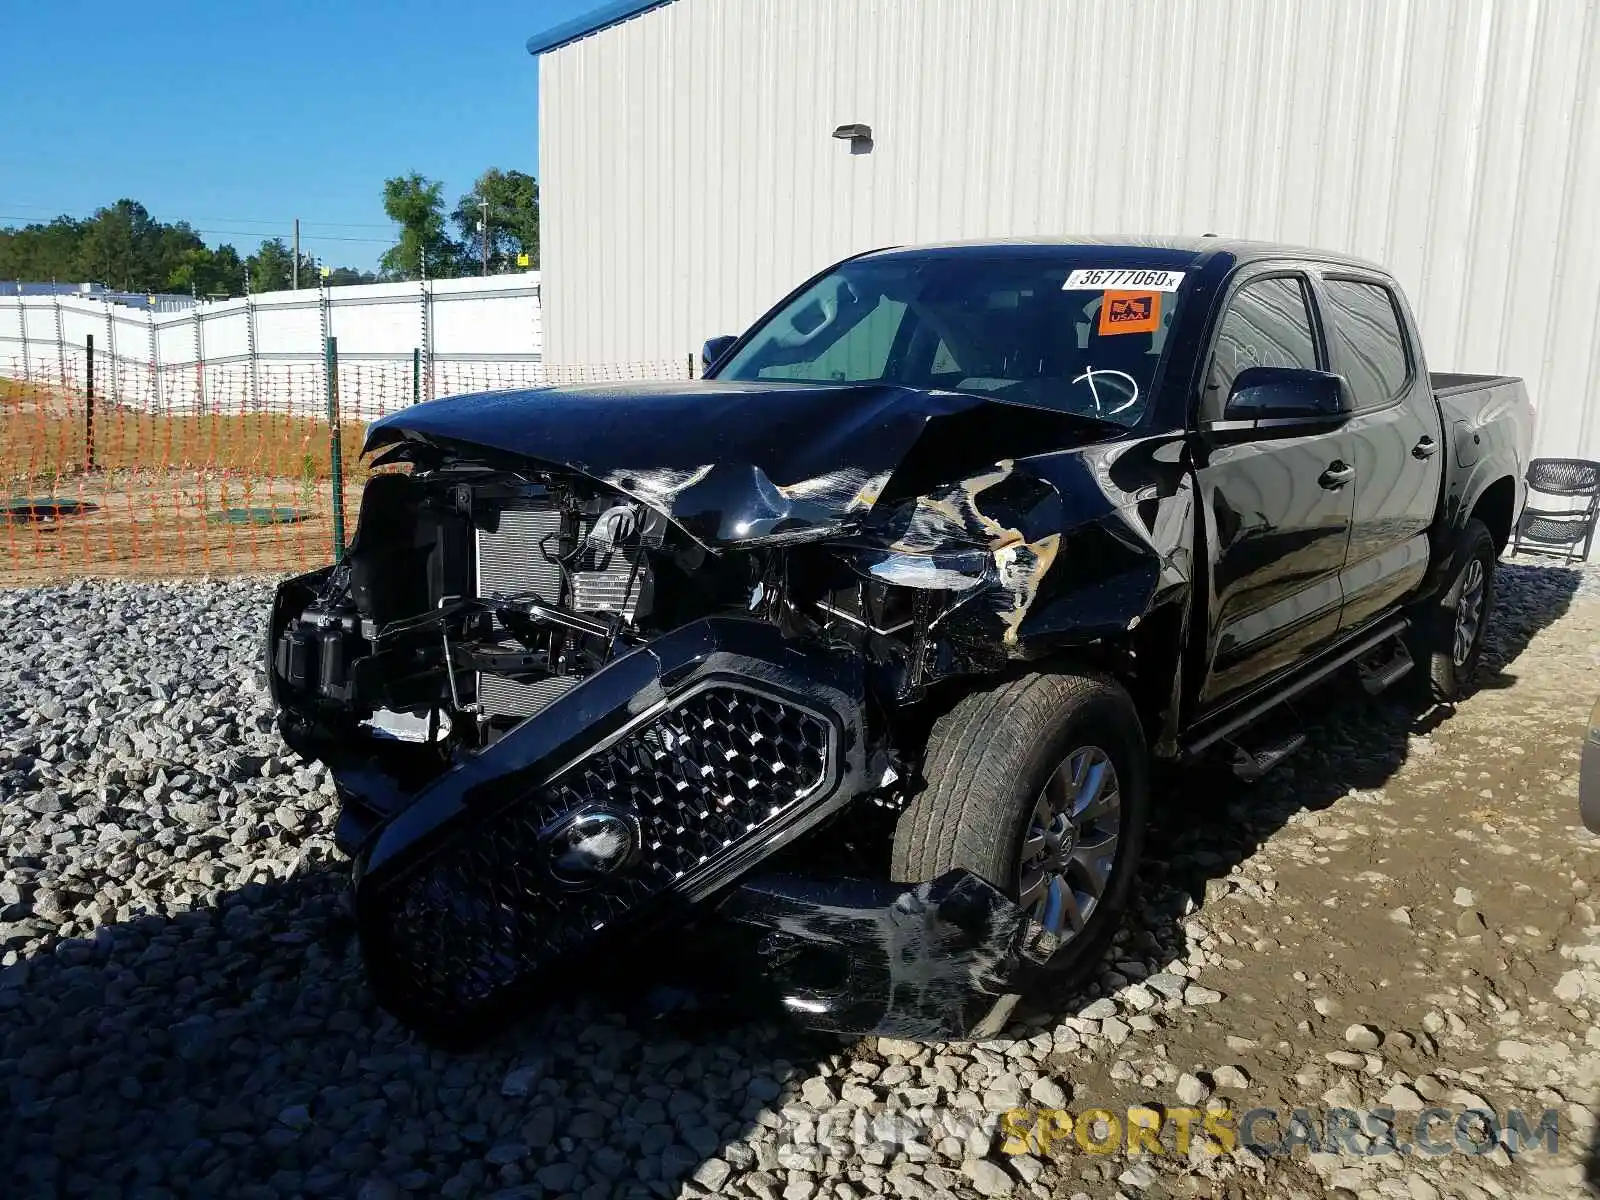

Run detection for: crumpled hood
[[364, 379, 1107, 547]]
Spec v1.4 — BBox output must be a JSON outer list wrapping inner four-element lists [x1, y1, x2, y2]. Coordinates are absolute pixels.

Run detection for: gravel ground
[[2, 560, 1599, 1199]]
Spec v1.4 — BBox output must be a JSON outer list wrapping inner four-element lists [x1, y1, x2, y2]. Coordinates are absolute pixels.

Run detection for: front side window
[[714, 253, 1191, 427], [1322, 279, 1409, 408], [1207, 276, 1321, 406]]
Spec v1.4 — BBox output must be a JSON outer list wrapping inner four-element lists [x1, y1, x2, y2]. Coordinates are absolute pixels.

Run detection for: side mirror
[[701, 335, 738, 375], [1206, 366, 1350, 441]]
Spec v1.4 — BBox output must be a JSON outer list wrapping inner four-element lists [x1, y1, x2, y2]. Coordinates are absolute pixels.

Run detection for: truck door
[[1314, 274, 1446, 630], [1194, 270, 1356, 709]]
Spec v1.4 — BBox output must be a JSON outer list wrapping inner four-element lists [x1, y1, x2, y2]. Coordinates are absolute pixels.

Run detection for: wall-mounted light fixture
[[832, 123, 873, 154]]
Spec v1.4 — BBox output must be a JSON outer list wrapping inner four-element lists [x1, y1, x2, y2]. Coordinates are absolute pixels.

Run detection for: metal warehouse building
[[528, 0, 1600, 465]]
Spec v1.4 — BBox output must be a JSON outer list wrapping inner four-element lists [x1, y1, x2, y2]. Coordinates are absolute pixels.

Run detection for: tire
[[890, 670, 1149, 986], [1410, 518, 1496, 703]]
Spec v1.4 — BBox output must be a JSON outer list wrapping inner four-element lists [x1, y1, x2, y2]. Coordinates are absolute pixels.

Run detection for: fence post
[[84, 333, 96, 471], [149, 304, 162, 413], [325, 336, 346, 560], [412, 347, 421, 405], [192, 287, 206, 411], [53, 290, 66, 393], [245, 293, 259, 411], [104, 300, 118, 405], [17, 291, 30, 383]]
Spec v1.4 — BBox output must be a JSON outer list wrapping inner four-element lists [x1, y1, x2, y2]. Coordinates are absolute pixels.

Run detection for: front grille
[[366, 685, 831, 1025]]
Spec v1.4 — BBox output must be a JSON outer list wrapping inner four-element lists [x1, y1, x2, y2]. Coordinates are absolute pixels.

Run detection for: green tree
[[0, 201, 370, 295], [452, 168, 540, 273], [325, 266, 378, 286], [76, 200, 177, 291], [247, 238, 296, 292], [0, 216, 87, 282], [380, 173, 460, 280], [246, 239, 327, 292], [167, 243, 246, 297]]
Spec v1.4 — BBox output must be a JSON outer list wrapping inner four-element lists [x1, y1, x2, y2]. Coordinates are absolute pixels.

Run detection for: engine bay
[[266, 464, 997, 822]]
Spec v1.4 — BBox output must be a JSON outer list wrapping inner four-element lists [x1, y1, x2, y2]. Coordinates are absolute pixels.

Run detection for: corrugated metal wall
[[539, 0, 1600, 462]]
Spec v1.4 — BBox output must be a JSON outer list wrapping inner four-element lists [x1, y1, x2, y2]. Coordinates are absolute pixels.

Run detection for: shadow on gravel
[[0, 562, 1584, 1199], [1138, 560, 1583, 931], [1017, 560, 1586, 1031], [2, 859, 847, 1198]]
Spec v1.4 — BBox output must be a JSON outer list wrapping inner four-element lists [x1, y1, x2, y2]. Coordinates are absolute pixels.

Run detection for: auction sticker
[[1064, 268, 1186, 292]]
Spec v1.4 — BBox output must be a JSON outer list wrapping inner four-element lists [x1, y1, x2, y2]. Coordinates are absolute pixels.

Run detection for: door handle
[[1413, 436, 1438, 459], [1319, 461, 1355, 489]]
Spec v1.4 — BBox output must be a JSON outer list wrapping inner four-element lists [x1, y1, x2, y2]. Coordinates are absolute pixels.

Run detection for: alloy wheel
[[1453, 557, 1486, 667], [1018, 745, 1122, 937]]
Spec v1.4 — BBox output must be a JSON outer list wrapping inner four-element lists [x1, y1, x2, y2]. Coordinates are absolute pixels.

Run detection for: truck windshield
[[714, 253, 1189, 426]]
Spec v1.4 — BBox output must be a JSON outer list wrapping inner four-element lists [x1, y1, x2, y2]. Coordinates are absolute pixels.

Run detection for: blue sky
[[0, 0, 602, 270]]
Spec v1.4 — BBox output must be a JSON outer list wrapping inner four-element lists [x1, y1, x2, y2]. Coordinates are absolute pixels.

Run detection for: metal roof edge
[[526, 0, 677, 56]]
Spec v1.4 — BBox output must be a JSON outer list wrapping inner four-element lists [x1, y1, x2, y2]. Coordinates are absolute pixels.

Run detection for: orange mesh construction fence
[[0, 353, 691, 584]]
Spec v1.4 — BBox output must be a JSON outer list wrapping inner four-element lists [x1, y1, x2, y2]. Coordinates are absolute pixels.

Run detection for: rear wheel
[[1410, 518, 1496, 702], [890, 670, 1149, 987]]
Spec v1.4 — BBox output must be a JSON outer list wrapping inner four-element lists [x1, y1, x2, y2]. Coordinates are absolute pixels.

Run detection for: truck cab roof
[[857, 235, 1391, 277]]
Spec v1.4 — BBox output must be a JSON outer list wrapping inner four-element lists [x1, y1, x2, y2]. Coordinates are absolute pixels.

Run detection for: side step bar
[[1358, 639, 1414, 695], [1230, 731, 1307, 782], [1183, 615, 1409, 760]]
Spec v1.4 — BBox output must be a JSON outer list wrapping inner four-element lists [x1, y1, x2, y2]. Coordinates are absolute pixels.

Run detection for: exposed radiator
[[571, 548, 644, 619], [472, 497, 646, 719], [478, 671, 579, 721], [475, 500, 565, 719], [475, 504, 564, 605]]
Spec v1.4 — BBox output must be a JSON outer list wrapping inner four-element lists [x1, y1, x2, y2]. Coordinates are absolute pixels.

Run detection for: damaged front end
[[267, 384, 1185, 1043]]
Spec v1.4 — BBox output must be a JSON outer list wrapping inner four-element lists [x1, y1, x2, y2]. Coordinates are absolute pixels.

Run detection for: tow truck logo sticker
[[1097, 290, 1161, 336]]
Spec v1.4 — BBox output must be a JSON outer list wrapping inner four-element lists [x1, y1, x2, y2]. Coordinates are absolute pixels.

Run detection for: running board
[[1183, 615, 1410, 759], [1358, 638, 1414, 695], [1231, 731, 1307, 782]]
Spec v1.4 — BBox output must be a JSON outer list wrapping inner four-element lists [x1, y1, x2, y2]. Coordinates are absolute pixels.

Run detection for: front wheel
[[1410, 518, 1497, 703], [890, 671, 1149, 987]]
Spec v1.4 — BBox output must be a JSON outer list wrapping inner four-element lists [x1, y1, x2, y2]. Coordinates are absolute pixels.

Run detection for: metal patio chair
[[1511, 457, 1600, 563]]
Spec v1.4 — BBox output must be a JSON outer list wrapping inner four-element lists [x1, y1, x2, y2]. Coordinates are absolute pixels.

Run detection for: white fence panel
[[1, 274, 548, 421], [201, 299, 253, 363]]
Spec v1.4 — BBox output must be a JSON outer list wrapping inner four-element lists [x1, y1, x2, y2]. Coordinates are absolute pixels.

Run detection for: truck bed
[[1431, 371, 1521, 397]]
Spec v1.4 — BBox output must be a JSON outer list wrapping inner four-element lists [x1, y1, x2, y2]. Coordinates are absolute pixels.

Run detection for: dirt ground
[[2, 375, 363, 582], [2, 559, 1597, 1200], [1047, 558, 1600, 1199], [0, 475, 356, 583]]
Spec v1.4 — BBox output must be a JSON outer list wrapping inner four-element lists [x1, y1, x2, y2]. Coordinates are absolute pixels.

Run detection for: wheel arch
[[1469, 475, 1517, 554]]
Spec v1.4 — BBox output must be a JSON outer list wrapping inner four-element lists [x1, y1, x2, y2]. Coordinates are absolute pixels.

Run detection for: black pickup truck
[[267, 237, 1531, 1045]]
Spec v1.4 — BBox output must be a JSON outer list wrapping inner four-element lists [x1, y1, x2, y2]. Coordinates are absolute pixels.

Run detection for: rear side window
[[1207, 276, 1321, 402], [1322, 279, 1410, 408]]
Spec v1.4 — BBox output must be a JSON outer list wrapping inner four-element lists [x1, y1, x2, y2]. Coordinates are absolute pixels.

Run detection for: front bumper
[[345, 615, 868, 1042], [718, 870, 1047, 1040], [270, 595, 1048, 1044]]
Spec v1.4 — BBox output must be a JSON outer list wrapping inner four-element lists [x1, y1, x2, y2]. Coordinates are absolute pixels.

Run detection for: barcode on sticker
[[1063, 269, 1186, 292]]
